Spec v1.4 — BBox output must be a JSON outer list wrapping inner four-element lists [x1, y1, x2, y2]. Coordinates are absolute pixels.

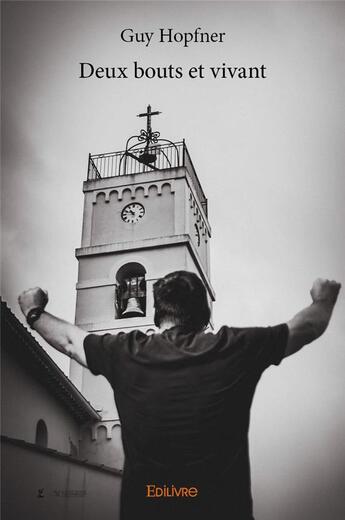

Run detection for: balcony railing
[[87, 140, 208, 216]]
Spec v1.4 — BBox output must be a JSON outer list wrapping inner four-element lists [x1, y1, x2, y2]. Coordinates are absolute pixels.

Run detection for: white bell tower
[[70, 106, 215, 465]]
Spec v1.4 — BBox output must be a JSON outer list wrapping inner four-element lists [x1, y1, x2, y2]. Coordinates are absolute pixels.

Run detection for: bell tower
[[70, 106, 215, 444]]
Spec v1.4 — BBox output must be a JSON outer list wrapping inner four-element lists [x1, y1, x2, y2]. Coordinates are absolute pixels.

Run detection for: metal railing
[[87, 140, 208, 216]]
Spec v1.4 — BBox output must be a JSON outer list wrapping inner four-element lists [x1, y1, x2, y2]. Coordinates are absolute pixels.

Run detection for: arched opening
[[115, 263, 146, 319], [35, 419, 48, 448], [96, 425, 108, 442]]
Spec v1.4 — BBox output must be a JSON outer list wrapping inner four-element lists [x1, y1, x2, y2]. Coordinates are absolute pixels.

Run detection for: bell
[[138, 152, 157, 165], [121, 297, 145, 318]]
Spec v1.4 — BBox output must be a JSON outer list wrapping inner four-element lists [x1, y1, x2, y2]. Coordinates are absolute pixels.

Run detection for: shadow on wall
[[79, 424, 124, 471]]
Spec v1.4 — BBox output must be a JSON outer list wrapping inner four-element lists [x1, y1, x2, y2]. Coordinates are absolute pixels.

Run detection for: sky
[[2, 2, 345, 519]]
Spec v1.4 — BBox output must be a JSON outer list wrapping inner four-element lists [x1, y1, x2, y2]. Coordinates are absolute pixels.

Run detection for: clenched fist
[[310, 278, 341, 305], [18, 287, 49, 317]]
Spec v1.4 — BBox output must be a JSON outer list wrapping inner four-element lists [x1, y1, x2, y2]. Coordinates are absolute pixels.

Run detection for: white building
[[1, 301, 122, 520]]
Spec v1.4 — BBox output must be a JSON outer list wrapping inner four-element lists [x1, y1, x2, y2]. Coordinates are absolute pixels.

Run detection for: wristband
[[314, 297, 335, 304], [27, 307, 44, 329]]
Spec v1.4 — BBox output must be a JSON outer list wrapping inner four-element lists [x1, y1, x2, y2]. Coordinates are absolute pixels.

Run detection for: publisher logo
[[146, 484, 198, 498]]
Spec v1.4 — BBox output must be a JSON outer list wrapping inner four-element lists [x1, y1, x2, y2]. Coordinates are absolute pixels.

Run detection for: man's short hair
[[153, 271, 211, 332]]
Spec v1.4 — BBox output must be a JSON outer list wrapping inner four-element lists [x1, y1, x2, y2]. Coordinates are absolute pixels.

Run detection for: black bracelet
[[27, 307, 44, 329]]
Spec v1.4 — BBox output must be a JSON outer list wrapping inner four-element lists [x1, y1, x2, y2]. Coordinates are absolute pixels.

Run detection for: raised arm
[[18, 287, 88, 367], [285, 278, 341, 357]]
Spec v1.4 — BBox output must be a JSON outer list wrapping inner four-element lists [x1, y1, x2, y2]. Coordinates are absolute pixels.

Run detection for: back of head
[[153, 271, 211, 332]]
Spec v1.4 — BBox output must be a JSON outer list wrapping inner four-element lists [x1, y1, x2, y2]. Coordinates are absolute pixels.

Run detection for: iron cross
[[137, 105, 161, 136]]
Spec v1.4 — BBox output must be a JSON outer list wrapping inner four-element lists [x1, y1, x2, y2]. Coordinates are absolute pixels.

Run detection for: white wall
[[1, 348, 80, 454]]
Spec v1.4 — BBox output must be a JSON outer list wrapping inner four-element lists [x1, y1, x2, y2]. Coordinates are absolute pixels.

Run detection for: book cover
[[2, 1, 344, 519]]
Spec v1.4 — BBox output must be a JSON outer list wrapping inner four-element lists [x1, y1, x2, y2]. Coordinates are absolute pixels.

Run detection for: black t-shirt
[[84, 324, 289, 520]]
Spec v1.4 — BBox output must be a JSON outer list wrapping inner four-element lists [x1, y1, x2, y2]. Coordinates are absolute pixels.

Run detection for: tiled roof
[[1, 301, 101, 424]]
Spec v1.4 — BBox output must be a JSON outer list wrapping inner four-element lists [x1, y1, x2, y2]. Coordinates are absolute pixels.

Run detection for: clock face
[[121, 203, 145, 223], [194, 224, 200, 246]]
